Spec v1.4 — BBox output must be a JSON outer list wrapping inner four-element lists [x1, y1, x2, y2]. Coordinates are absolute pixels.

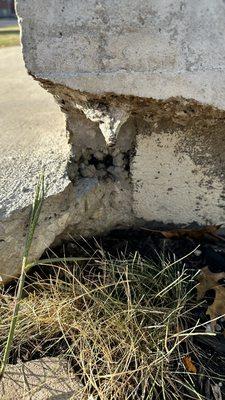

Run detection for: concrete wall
[[2, 0, 225, 281], [16, 0, 225, 109]]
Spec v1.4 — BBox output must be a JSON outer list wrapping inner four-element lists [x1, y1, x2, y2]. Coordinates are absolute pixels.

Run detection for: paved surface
[[0, 46, 69, 218], [0, 18, 17, 28], [0, 357, 82, 399]]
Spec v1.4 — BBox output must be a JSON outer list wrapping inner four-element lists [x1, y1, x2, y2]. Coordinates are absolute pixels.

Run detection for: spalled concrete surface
[[0, 357, 82, 399], [0, 47, 132, 283]]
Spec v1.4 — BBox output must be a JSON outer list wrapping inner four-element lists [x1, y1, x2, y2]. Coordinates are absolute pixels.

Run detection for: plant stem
[[0, 257, 27, 378], [0, 174, 45, 379]]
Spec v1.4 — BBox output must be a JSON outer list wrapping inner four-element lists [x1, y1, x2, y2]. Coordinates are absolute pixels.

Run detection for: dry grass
[[0, 249, 219, 400]]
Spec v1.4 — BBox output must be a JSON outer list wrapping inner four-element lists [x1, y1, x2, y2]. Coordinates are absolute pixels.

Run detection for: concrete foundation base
[[1, 0, 225, 282]]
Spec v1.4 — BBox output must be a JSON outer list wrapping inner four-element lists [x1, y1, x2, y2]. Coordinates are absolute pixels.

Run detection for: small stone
[[111, 147, 121, 157], [216, 323, 222, 332], [194, 249, 202, 256], [102, 148, 109, 155], [107, 166, 115, 174], [96, 162, 105, 170], [94, 151, 104, 161], [106, 166, 124, 180], [114, 153, 124, 167], [80, 164, 96, 178], [113, 167, 124, 179], [67, 161, 78, 181], [97, 170, 107, 179]]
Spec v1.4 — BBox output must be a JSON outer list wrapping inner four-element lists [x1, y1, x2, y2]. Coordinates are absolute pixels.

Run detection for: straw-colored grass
[[0, 250, 218, 400]]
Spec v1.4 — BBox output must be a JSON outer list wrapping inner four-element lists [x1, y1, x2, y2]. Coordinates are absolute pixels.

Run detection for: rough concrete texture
[[0, 357, 82, 399], [0, 47, 68, 282], [0, 47, 132, 283], [2, 1, 225, 281], [16, 0, 225, 110]]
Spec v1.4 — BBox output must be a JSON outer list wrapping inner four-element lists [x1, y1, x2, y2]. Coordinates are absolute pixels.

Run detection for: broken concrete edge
[[3, 14, 225, 283], [1, 114, 224, 285], [0, 176, 134, 284], [30, 72, 225, 120], [36, 74, 225, 186], [17, 19, 225, 113], [15, 0, 225, 111], [2, 66, 225, 284], [26, 72, 225, 183], [7, 0, 225, 286], [2, 60, 225, 284], [27, 70, 225, 111]]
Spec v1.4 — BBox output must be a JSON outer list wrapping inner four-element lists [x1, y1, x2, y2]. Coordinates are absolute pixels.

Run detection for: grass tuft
[[0, 249, 219, 399]]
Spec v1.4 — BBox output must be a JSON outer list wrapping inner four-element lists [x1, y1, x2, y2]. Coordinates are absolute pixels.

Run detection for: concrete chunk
[[16, 0, 225, 110]]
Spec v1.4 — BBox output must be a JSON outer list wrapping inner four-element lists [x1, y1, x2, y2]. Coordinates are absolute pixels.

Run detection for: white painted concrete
[[132, 132, 225, 225]]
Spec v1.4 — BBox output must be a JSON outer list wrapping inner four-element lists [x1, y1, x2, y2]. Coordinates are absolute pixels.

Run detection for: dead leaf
[[206, 286, 225, 332], [197, 267, 225, 332], [182, 355, 197, 373], [197, 267, 225, 300], [141, 225, 222, 240]]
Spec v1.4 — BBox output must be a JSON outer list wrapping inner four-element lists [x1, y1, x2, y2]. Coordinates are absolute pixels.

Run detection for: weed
[[0, 174, 45, 378]]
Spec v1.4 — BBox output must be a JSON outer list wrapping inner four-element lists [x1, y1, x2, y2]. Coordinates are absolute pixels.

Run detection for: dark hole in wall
[[88, 154, 113, 168], [88, 154, 99, 167], [124, 148, 136, 172], [103, 154, 113, 168], [75, 150, 132, 180]]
